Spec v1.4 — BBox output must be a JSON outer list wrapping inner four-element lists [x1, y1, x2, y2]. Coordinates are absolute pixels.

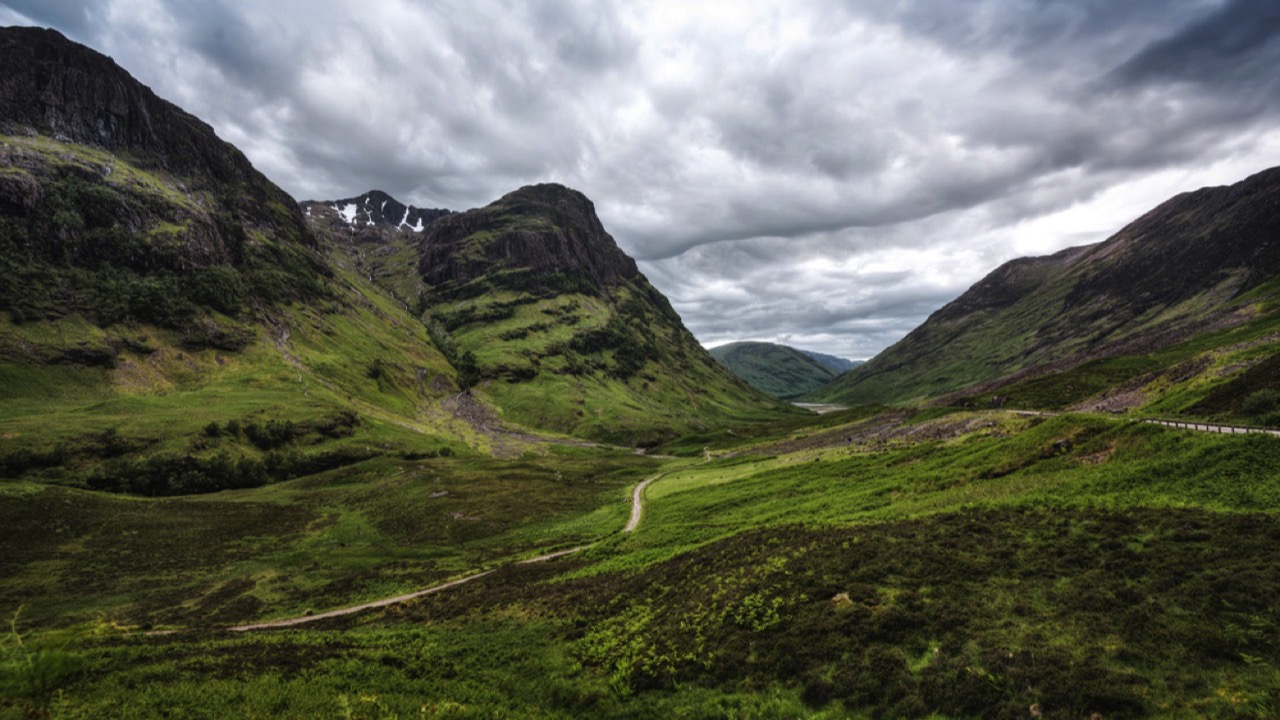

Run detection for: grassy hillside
[[709, 341, 837, 398], [325, 184, 795, 447], [947, 287, 1280, 424], [816, 166, 1280, 406], [11, 407, 1280, 719]]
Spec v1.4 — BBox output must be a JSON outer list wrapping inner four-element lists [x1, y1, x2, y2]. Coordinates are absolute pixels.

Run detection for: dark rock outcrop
[[0, 27, 281, 188], [0, 26, 324, 327], [418, 183, 639, 297]]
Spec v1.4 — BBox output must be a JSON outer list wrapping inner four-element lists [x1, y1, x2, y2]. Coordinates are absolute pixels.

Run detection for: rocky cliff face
[[418, 183, 639, 299], [0, 27, 309, 234], [816, 165, 1280, 406], [0, 26, 323, 333]]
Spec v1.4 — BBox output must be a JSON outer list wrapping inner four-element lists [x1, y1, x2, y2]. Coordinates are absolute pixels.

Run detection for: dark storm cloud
[[4, 0, 1279, 359], [1112, 0, 1280, 90], [178, 2, 295, 96]]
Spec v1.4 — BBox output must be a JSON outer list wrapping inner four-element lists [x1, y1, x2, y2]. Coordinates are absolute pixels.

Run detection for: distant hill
[[709, 341, 840, 398], [800, 350, 863, 375], [814, 165, 1280, 412]]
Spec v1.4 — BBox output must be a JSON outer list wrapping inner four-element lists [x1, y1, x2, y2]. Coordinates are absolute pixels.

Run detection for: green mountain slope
[[0, 27, 328, 334], [0, 28, 664, 630], [815, 165, 1280, 408], [708, 341, 836, 398], [0, 27, 492, 497], [305, 184, 791, 446]]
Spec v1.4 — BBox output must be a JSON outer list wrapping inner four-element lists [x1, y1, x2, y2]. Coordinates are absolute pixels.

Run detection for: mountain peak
[[300, 190, 451, 233], [496, 182, 588, 204], [0, 25, 262, 185], [418, 183, 638, 297]]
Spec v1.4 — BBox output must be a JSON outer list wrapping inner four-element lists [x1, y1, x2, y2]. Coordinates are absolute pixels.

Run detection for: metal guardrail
[[1005, 410, 1280, 437], [1140, 419, 1280, 436]]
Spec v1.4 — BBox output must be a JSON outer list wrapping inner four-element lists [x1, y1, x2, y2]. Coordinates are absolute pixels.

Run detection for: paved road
[[1006, 409, 1279, 436], [224, 473, 661, 633]]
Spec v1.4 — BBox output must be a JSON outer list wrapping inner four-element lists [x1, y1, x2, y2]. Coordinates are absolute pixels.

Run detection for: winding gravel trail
[[225, 473, 661, 633], [624, 474, 659, 533]]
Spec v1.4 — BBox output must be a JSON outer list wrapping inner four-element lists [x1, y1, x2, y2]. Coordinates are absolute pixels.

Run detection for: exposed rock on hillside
[[418, 184, 639, 299], [328, 182, 785, 443], [0, 26, 324, 331]]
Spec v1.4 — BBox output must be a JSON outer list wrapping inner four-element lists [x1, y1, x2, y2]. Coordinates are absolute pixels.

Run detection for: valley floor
[[5, 407, 1280, 719]]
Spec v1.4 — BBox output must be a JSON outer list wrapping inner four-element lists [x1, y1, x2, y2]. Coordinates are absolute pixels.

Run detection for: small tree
[[456, 350, 480, 390]]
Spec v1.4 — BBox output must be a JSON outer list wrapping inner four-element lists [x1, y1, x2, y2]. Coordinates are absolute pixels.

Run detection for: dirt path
[[227, 571, 497, 632], [624, 474, 660, 533], [223, 473, 661, 633]]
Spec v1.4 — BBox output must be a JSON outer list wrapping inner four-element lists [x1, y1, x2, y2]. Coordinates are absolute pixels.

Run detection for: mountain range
[[6, 25, 1280, 720], [0, 26, 783, 464]]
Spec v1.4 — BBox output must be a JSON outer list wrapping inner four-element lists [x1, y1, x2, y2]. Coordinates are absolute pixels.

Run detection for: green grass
[[7, 156, 1280, 716], [0, 448, 655, 629], [8, 404, 1280, 718], [426, 280, 796, 446], [954, 308, 1280, 422]]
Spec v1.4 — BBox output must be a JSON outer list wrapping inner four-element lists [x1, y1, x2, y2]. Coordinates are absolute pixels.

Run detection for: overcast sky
[[5, 0, 1280, 359]]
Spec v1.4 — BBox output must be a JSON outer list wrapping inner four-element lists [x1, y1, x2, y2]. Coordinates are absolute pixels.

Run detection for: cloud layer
[[5, 0, 1280, 359]]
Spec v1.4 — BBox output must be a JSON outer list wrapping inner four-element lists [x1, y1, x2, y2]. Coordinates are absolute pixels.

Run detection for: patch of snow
[[333, 203, 359, 224], [411, 216, 426, 232]]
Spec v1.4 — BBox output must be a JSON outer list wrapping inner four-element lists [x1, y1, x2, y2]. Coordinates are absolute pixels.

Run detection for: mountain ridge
[[417, 183, 640, 298], [300, 190, 451, 233], [306, 182, 789, 445], [815, 165, 1280, 407], [800, 349, 863, 375], [0, 25, 327, 335]]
